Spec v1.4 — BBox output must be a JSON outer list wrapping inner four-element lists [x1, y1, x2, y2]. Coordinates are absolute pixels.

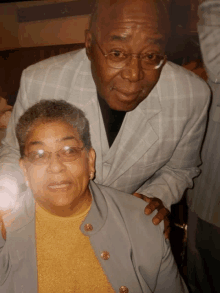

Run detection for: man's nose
[[46, 153, 66, 173], [121, 56, 144, 82]]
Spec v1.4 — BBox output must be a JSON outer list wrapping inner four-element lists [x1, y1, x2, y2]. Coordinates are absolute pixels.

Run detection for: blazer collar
[[80, 181, 108, 235]]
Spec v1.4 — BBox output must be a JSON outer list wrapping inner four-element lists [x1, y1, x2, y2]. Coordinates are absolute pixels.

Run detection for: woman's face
[[20, 120, 95, 216]]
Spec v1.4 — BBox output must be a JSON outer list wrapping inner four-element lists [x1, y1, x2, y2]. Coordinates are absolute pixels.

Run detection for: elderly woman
[[0, 100, 187, 293]]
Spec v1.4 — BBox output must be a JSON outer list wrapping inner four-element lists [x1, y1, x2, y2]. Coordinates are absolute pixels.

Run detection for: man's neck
[[98, 94, 126, 147]]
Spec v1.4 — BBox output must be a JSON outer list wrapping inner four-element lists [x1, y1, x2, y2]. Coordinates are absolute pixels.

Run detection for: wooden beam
[[0, 1, 92, 51]]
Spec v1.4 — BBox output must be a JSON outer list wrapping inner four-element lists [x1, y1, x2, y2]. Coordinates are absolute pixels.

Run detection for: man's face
[[85, 0, 167, 111]]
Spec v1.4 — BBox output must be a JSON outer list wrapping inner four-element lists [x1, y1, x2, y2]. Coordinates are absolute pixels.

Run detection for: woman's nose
[[46, 153, 66, 173]]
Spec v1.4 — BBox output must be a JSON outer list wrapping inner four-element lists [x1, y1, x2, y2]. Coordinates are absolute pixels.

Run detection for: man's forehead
[[98, 22, 164, 42], [92, 0, 168, 38]]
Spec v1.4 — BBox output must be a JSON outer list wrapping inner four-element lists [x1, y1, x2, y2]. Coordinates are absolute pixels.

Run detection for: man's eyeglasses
[[93, 37, 166, 70], [25, 146, 84, 165]]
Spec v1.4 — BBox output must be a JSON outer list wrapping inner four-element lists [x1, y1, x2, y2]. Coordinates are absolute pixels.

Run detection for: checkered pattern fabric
[[0, 49, 210, 209]]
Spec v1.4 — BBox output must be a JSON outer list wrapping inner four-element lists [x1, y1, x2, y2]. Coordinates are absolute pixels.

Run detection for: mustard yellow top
[[35, 203, 114, 293]]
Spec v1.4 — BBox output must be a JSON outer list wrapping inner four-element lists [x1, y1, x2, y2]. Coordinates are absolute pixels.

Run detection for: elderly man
[[0, 0, 209, 230]]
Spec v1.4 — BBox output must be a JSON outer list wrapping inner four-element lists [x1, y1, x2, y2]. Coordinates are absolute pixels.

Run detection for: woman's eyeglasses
[[25, 146, 84, 165]]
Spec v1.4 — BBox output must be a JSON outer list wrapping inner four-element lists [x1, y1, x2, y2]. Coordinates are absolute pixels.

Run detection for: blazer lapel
[[67, 50, 104, 182], [103, 86, 162, 186]]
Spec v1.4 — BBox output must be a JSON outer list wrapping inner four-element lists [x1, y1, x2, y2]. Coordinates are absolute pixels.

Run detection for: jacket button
[[119, 286, 129, 293], [101, 251, 110, 260], [84, 223, 93, 231]]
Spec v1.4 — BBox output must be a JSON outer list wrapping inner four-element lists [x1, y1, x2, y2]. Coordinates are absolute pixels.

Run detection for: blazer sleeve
[[136, 76, 210, 209], [123, 202, 189, 293], [154, 237, 188, 293], [0, 228, 10, 286], [0, 226, 5, 252], [198, 0, 220, 83], [0, 70, 30, 195]]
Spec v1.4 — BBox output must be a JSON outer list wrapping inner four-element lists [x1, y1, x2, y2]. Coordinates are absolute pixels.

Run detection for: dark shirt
[[98, 94, 126, 147]]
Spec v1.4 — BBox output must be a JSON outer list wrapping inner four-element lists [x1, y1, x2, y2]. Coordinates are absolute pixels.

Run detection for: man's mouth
[[112, 86, 141, 98]]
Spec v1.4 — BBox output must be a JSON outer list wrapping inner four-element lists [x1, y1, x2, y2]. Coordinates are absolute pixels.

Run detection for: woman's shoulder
[[96, 183, 164, 236]]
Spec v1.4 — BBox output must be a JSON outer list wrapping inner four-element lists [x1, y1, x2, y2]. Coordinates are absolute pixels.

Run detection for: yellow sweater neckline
[[35, 202, 91, 222]]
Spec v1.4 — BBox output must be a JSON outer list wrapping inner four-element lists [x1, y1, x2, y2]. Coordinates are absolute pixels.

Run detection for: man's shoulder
[[163, 61, 209, 91], [158, 61, 210, 107], [24, 48, 87, 76], [164, 61, 208, 86], [19, 48, 94, 98]]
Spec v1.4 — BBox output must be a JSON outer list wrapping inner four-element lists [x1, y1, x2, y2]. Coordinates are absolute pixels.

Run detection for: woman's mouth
[[48, 181, 72, 191]]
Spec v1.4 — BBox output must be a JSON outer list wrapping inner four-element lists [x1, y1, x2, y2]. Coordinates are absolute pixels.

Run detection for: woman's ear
[[85, 29, 93, 61], [88, 148, 96, 179]]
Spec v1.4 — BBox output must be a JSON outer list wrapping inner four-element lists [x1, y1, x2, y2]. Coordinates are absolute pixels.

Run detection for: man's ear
[[85, 29, 93, 60]]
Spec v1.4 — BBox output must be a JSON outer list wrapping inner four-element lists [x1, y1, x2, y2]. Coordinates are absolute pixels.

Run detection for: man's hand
[[133, 193, 170, 239]]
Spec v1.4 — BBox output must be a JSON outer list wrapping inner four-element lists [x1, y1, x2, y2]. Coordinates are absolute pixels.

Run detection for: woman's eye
[[36, 150, 45, 158], [64, 146, 73, 152], [63, 147, 78, 156], [29, 151, 45, 161], [66, 148, 76, 154]]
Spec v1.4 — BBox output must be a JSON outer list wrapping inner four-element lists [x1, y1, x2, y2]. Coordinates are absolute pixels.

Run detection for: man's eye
[[109, 50, 126, 60], [142, 53, 161, 63], [144, 53, 157, 60]]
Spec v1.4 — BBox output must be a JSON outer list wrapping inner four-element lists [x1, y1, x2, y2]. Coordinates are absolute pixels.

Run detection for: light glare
[[0, 178, 18, 211]]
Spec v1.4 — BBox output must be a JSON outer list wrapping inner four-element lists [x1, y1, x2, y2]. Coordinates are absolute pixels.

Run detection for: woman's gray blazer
[[0, 181, 187, 293]]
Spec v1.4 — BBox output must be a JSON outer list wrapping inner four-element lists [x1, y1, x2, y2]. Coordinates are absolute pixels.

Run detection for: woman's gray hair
[[16, 99, 92, 158]]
